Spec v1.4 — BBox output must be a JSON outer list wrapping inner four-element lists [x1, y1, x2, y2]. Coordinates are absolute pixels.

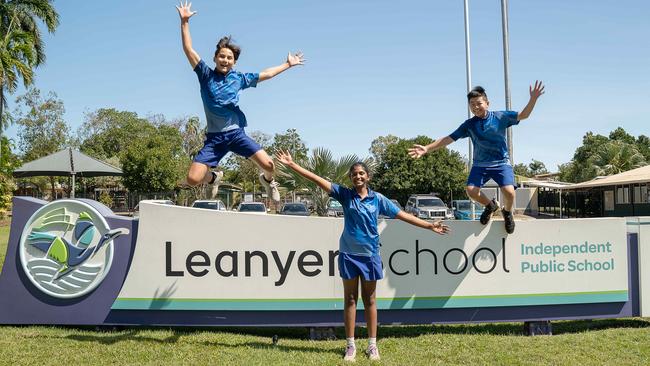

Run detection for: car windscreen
[[328, 200, 342, 208], [193, 202, 221, 209], [282, 204, 307, 213], [417, 198, 444, 207], [239, 204, 265, 212]]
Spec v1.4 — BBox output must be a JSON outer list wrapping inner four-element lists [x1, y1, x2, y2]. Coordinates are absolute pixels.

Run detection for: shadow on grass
[[205, 340, 341, 356], [64, 329, 184, 345]]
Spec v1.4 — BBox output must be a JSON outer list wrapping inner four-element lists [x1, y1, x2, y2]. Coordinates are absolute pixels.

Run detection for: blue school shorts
[[338, 252, 384, 281], [467, 165, 515, 187], [194, 128, 262, 168]]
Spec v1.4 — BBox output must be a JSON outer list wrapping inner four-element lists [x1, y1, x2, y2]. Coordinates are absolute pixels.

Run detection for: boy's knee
[[263, 159, 275, 172], [466, 186, 480, 197], [361, 294, 376, 308], [186, 173, 202, 187]]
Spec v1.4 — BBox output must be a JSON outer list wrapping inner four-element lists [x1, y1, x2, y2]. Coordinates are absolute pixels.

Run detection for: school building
[[522, 164, 650, 218]]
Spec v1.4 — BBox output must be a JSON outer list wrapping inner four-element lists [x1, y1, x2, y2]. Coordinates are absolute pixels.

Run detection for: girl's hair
[[467, 86, 487, 101], [215, 36, 241, 61], [348, 162, 371, 179]]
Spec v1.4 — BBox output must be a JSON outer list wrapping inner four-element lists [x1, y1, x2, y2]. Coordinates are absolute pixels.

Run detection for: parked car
[[326, 199, 344, 217], [132, 199, 175, 218], [452, 200, 484, 220], [237, 202, 267, 214], [380, 199, 404, 219], [191, 200, 227, 211], [278, 202, 310, 216], [404, 194, 454, 220]]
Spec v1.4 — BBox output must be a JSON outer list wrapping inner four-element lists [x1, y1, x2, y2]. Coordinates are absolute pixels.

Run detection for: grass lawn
[[1, 220, 649, 365]]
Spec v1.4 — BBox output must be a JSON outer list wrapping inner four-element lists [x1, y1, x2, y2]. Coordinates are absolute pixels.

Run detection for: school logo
[[19, 200, 128, 299]]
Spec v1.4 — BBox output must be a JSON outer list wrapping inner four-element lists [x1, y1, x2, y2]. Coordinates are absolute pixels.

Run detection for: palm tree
[[277, 147, 371, 216], [0, 28, 35, 160], [0, 0, 59, 156], [588, 140, 647, 176]]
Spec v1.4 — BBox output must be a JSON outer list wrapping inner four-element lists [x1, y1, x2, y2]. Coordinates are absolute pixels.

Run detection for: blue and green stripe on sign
[[112, 290, 628, 311]]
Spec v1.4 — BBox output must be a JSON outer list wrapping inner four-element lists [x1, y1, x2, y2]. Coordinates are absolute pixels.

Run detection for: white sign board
[[113, 203, 628, 310]]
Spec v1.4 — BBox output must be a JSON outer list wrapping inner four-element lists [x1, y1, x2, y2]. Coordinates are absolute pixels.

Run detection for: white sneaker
[[210, 171, 223, 199], [259, 173, 280, 202]]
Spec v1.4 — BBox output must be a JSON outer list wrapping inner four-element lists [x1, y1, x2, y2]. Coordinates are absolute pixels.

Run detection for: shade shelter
[[12, 147, 123, 198]]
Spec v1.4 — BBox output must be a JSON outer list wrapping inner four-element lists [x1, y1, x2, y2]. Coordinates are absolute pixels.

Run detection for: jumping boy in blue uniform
[[409, 81, 544, 233], [276, 150, 449, 362], [176, 1, 304, 202]]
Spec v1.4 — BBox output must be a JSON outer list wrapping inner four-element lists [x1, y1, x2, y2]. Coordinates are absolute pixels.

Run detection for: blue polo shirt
[[194, 60, 259, 133], [449, 110, 519, 167], [330, 184, 401, 256]]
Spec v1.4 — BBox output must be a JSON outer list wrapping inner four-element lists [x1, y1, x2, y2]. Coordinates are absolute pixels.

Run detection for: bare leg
[[466, 186, 492, 206], [249, 149, 274, 181], [343, 277, 360, 339], [360, 279, 378, 338], [500, 185, 516, 211], [186, 162, 212, 186]]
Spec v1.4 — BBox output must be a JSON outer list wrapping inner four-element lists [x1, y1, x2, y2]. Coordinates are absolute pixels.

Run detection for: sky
[[4, 0, 650, 171]]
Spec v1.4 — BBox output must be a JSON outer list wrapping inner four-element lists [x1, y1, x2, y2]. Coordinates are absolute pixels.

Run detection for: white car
[[237, 202, 267, 214], [132, 200, 175, 218], [191, 200, 227, 211]]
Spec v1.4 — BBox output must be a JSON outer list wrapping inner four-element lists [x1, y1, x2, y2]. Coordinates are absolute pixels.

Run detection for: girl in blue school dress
[[276, 150, 449, 362]]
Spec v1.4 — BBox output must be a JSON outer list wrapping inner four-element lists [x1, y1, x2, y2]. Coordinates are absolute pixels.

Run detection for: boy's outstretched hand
[[530, 80, 545, 99], [287, 52, 305, 67], [275, 150, 294, 166], [176, 1, 196, 21], [430, 220, 450, 235], [408, 144, 427, 159]]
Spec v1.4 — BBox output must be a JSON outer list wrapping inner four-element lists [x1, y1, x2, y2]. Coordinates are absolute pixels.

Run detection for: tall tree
[[78, 108, 156, 159], [0, 0, 59, 154], [14, 87, 69, 197], [120, 125, 184, 193], [588, 140, 646, 176], [14, 88, 68, 161], [372, 136, 466, 205], [369, 134, 400, 167]]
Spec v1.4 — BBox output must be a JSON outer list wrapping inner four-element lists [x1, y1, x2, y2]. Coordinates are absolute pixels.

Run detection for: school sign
[[0, 196, 648, 326]]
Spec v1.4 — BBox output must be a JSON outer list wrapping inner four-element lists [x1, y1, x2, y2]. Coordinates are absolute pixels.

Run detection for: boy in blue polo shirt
[[276, 150, 449, 362], [176, 1, 304, 202], [409, 81, 544, 233]]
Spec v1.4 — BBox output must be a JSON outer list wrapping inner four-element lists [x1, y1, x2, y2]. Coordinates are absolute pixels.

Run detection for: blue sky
[[5, 1, 649, 171]]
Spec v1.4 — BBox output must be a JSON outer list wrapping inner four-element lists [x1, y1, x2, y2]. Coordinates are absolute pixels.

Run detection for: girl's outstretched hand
[[408, 144, 427, 159], [287, 52, 305, 67], [430, 220, 450, 235], [275, 150, 294, 165]]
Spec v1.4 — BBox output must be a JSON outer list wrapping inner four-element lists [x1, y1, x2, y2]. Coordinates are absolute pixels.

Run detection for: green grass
[[1, 220, 650, 365]]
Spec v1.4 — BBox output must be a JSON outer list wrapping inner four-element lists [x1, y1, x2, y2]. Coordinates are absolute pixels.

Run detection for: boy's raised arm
[[176, 1, 201, 69], [276, 150, 332, 193], [517, 80, 545, 121], [408, 136, 454, 159], [258, 52, 305, 82]]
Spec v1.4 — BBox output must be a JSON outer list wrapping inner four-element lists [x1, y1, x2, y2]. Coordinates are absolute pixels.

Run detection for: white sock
[[368, 337, 377, 347], [346, 337, 355, 348]]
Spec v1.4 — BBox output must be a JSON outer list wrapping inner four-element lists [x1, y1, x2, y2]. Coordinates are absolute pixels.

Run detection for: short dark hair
[[348, 162, 371, 179], [215, 36, 241, 61], [467, 86, 487, 102]]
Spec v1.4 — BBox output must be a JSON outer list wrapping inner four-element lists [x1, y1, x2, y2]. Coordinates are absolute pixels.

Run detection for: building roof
[[564, 164, 650, 190]]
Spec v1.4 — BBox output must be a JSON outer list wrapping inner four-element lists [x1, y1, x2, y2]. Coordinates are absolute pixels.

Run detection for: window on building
[[643, 184, 649, 204], [604, 190, 614, 211], [634, 185, 642, 203], [617, 186, 630, 204]]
